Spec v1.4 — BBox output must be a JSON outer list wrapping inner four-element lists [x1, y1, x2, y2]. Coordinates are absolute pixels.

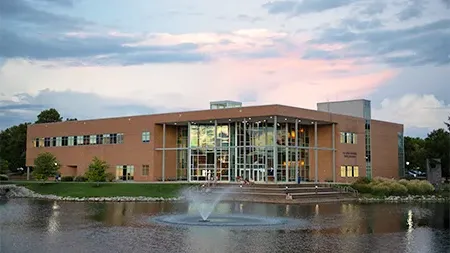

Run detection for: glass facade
[[174, 118, 311, 183]]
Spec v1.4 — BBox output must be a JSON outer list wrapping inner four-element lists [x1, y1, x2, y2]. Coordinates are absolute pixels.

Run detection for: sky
[[0, 0, 450, 137]]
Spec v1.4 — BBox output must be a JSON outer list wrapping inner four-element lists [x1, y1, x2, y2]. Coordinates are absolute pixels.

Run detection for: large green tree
[[32, 152, 60, 182], [424, 128, 449, 178], [0, 123, 30, 172], [0, 109, 65, 173], [404, 136, 427, 171], [36, 108, 63, 124]]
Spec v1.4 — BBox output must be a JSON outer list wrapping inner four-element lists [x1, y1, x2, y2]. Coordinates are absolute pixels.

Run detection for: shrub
[[85, 157, 109, 186], [105, 173, 115, 182], [0, 174, 9, 181], [33, 152, 60, 182], [74, 176, 87, 182], [61, 176, 74, 182], [354, 177, 372, 185], [371, 183, 391, 196], [352, 177, 408, 196], [388, 182, 408, 196], [352, 183, 371, 193]]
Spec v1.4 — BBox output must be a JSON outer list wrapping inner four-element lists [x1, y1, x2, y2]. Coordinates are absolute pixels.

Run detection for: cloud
[[396, 0, 424, 21], [358, 2, 386, 16], [372, 94, 450, 133], [0, 89, 190, 130], [262, 0, 358, 16], [0, 0, 89, 30], [305, 19, 450, 67], [236, 14, 263, 23]]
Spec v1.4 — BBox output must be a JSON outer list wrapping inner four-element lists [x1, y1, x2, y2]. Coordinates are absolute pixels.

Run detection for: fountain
[[151, 185, 306, 229], [181, 185, 233, 222]]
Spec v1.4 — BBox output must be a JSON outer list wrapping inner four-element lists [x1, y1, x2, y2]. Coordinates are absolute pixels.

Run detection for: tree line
[[0, 108, 76, 174], [405, 117, 450, 179]]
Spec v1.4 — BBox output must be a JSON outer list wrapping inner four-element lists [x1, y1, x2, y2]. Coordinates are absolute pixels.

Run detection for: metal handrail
[[330, 184, 359, 197]]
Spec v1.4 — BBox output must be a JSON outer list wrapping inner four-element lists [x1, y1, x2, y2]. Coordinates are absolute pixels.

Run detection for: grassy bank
[[14, 182, 193, 198], [352, 177, 449, 198]]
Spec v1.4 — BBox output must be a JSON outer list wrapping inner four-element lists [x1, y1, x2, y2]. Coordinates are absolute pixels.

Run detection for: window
[[142, 165, 149, 176], [34, 138, 40, 147], [56, 137, 62, 147], [96, 134, 103, 144], [340, 132, 357, 144], [77, 136, 83, 145], [103, 134, 110, 144], [117, 133, 124, 144], [90, 135, 96, 145], [346, 166, 353, 177], [62, 136, 68, 146], [142, 131, 150, 143], [110, 133, 117, 144], [340, 166, 346, 177], [341, 165, 359, 177], [52, 137, 57, 147], [44, 137, 51, 147], [68, 136, 74, 146], [353, 166, 359, 177], [83, 135, 90, 145]]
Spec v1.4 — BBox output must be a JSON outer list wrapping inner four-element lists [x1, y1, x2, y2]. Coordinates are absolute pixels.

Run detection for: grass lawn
[[15, 182, 194, 198]]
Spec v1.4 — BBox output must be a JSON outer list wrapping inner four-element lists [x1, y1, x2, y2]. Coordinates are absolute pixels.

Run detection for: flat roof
[[317, 99, 370, 105], [28, 103, 403, 128]]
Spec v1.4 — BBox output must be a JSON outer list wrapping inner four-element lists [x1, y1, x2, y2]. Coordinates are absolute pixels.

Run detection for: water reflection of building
[[96, 202, 182, 226]]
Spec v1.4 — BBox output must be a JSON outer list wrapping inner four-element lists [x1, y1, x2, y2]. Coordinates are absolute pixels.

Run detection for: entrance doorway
[[115, 165, 135, 181], [239, 169, 265, 182], [122, 167, 127, 180]]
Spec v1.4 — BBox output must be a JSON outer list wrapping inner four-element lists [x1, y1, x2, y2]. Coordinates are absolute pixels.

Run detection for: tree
[[85, 157, 109, 186], [33, 152, 60, 182], [36, 108, 63, 124], [404, 136, 427, 171], [0, 123, 29, 172], [424, 129, 450, 178], [0, 158, 9, 174]]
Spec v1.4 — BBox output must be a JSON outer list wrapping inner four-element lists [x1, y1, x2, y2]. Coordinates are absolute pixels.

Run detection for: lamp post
[[406, 161, 410, 178]]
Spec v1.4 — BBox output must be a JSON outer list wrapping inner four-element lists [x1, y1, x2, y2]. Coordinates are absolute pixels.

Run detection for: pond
[[0, 199, 449, 253]]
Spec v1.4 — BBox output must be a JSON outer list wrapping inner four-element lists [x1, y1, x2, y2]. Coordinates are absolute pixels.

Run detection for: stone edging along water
[[357, 195, 449, 203], [0, 185, 182, 202], [1, 185, 448, 203]]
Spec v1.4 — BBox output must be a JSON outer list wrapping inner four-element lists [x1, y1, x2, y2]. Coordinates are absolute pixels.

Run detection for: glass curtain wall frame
[[170, 117, 311, 183], [275, 121, 311, 182], [176, 126, 188, 181]]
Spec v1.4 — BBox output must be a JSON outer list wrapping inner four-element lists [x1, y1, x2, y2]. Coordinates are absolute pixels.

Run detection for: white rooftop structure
[[210, 100, 243, 109]]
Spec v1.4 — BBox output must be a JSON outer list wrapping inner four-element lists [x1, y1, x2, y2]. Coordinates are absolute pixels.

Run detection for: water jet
[[150, 186, 307, 229]]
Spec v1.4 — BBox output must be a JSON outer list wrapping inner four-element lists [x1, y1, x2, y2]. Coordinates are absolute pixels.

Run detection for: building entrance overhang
[[156, 115, 335, 126]]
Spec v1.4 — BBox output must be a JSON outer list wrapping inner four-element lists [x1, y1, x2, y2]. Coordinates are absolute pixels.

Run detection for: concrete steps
[[195, 184, 355, 202]]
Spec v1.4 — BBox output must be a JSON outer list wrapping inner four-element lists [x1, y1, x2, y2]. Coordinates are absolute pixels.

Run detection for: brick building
[[26, 99, 405, 183]]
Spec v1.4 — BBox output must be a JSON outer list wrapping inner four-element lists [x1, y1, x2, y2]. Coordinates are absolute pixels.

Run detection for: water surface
[[0, 199, 449, 253]]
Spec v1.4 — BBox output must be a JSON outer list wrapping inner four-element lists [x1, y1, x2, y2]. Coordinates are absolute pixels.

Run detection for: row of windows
[[340, 165, 359, 177], [33, 133, 124, 147], [340, 132, 357, 144], [33, 131, 152, 148], [115, 164, 149, 180]]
